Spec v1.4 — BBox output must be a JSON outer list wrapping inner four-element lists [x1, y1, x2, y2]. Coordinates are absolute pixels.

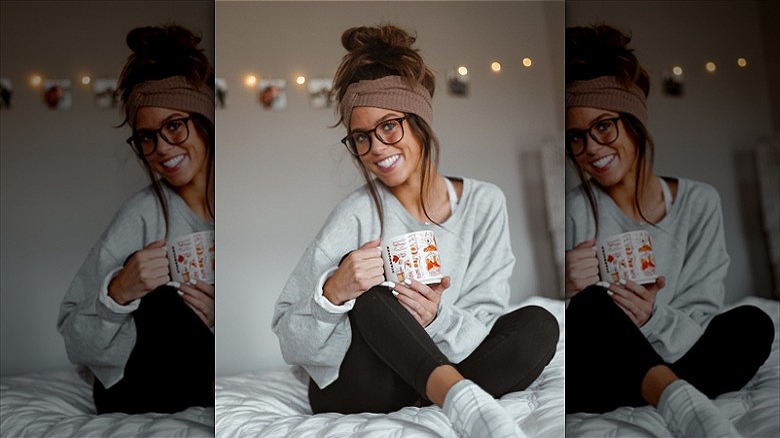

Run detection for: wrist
[[322, 278, 343, 305], [107, 276, 128, 305]]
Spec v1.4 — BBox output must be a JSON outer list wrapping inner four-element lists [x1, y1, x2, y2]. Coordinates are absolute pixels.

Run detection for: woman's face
[[566, 106, 637, 188], [134, 106, 209, 191], [350, 106, 423, 189]]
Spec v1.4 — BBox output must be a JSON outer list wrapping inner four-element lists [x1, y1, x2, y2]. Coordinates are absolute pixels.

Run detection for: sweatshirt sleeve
[[640, 185, 728, 361], [424, 185, 514, 362], [57, 229, 140, 388], [271, 240, 353, 389]]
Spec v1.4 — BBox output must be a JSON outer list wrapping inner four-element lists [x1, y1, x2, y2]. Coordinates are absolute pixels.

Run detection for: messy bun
[[118, 24, 214, 106], [566, 25, 649, 97], [332, 24, 435, 122]]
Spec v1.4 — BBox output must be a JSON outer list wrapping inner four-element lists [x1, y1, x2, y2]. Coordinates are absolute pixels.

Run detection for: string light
[[296, 75, 306, 85], [705, 62, 717, 73], [672, 66, 684, 76], [244, 74, 257, 88], [81, 75, 91, 85], [737, 57, 747, 68], [457, 66, 468, 76], [522, 57, 533, 68], [29, 74, 43, 87], [491, 61, 502, 72]]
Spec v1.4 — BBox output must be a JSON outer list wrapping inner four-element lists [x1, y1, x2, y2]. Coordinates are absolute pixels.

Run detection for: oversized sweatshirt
[[57, 184, 214, 388], [272, 177, 515, 388], [565, 177, 729, 362]]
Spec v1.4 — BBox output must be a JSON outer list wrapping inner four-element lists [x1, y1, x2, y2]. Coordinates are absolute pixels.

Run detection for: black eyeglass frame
[[126, 116, 193, 157], [565, 116, 622, 156], [341, 116, 407, 156]]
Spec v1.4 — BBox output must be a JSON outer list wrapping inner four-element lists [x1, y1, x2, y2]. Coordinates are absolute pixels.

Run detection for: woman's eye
[[166, 120, 184, 132], [137, 132, 154, 143], [382, 121, 398, 132], [595, 121, 612, 133], [354, 133, 369, 144]]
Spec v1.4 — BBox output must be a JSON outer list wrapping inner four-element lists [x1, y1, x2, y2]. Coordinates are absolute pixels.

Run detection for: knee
[[510, 305, 560, 351]]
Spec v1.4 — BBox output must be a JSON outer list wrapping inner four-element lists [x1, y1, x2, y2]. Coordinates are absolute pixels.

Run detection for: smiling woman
[[56, 24, 216, 415], [271, 23, 559, 438]]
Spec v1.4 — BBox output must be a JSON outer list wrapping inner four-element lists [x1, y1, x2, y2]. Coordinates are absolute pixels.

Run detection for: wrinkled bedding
[[0, 370, 214, 437], [566, 296, 780, 437], [215, 296, 566, 437]]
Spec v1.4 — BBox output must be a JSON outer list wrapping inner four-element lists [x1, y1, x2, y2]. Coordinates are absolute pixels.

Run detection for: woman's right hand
[[322, 239, 384, 305], [565, 238, 599, 298], [108, 239, 170, 305]]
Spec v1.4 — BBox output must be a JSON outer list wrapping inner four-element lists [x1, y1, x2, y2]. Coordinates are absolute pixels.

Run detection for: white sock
[[442, 379, 524, 438], [657, 379, 742, 438]]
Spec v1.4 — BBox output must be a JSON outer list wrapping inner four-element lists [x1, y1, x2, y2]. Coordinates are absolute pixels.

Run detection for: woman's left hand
[[391, 276, 451, 327], [606, 276, 665, 327], [178, 280, 215, 328]]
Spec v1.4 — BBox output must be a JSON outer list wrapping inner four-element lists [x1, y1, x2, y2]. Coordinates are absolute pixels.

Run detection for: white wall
[[0, 1, 214, 377], [566, 0, 778, 304], [215, 1, 564, 376]]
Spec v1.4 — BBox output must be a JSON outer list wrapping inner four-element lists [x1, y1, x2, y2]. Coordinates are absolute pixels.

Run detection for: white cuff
[[99, 267, 140, 313], [313, 267, 355, 314]]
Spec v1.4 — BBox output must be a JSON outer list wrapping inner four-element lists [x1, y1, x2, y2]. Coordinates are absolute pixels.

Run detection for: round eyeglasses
[[341, 116, 407, 156], [565, 116, 621, 156], [127, 117, 192, 156]]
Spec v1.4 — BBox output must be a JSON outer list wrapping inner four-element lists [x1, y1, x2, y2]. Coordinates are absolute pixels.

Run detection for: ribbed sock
[[657, 379, 742, 438], [442, 379, 524, 438]]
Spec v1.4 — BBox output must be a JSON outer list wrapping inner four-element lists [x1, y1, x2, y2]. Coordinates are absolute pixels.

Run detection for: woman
[[272, 24, 559, 438], [57, 24, 215, 414], [564, 24, 774, 437]]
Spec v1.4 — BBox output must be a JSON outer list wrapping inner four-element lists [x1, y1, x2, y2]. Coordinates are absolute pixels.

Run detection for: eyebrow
[[566, 112, 616, 131], [136, 113, 189, 130], [349, 113, 403, 133]]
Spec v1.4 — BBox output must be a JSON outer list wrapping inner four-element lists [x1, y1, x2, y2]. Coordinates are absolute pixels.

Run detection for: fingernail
[[177, 290, 184, 296], [606, 290, 614, 296], [189, 279, 198, 285], [380, 281, 395, 289], [595, 281, 610, 288], [166, 281, 181, 288], [391, 290, 399, 297], [618, 279, 627, 286], [404, 278, 412, 286]]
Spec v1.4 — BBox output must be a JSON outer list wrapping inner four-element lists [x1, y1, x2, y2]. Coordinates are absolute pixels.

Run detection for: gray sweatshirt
[[272, 177, 515, 388], [565, 177, 729, 362], [57, 184, 214, 388]]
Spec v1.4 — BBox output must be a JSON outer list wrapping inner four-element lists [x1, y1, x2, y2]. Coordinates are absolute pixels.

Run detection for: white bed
[[566, 296, 780, 437], [215, 296, 566, 438], [0, 371, 214, 437]]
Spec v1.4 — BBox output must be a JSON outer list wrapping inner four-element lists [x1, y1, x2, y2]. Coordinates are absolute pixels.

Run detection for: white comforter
[[215, 296, 566, 438], [566, 296, 780, 437]]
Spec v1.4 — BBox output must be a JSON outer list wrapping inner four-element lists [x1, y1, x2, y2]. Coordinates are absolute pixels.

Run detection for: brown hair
[[331, 24, 440, 236], [566, 24, 656, 232], [117, 24, 215, 235]]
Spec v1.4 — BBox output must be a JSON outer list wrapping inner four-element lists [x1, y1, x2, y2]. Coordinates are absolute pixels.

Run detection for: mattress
[[215, 296, 566, 438], [0, 369, 214, 437], [566, 296, 780, 437]]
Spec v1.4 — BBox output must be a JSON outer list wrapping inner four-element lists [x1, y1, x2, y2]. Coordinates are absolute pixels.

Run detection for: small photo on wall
[[258, 79, 286, 111], [0, 78, 12, 109], [215, 78, 228, 109], [92, 78, 118, 108], [43, 79, 72, 110], [308, 78, 334, 109], [447, 70, 469, 97]]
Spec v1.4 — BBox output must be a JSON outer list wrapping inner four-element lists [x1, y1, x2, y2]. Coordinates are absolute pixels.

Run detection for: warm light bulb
[[457, 66, 468, 76], [522, 57, 533, 68], [491, 61, 502, 72], [81, 75, 91, 85], [245, 75, 257, 87], [672, 66, 683, 76], [296, 75, 306, 85], [737, 57, 748, 68], [705, 62, 717, 73], [30, 74, 43, 87]]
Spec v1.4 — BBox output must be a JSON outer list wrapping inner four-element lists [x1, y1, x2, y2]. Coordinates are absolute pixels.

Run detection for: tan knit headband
[[126, 76, 214, 128], [566, 76, 648, 126], [339, 75, 433, 129]]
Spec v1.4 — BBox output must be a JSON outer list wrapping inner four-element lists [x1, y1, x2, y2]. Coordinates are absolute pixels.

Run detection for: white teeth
[[591, 155, 614, 169], [377, 155, 400, 168], [163, 155, 185, 168]]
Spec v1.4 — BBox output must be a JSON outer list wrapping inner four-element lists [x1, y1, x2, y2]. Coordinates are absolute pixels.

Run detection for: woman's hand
[[323, 239, 384, 305], [392, 276, 451, 327], [108, 239, 169, 305], [605, 276, 666, 327], [565, 239, 599, 298], [178, 280, 215, 328]]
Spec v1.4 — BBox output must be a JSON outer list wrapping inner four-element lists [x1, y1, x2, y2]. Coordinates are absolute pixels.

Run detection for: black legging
[[566, 285, 774, 414], [93, 285, 214, 414], [309, 286, 559, 414]]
